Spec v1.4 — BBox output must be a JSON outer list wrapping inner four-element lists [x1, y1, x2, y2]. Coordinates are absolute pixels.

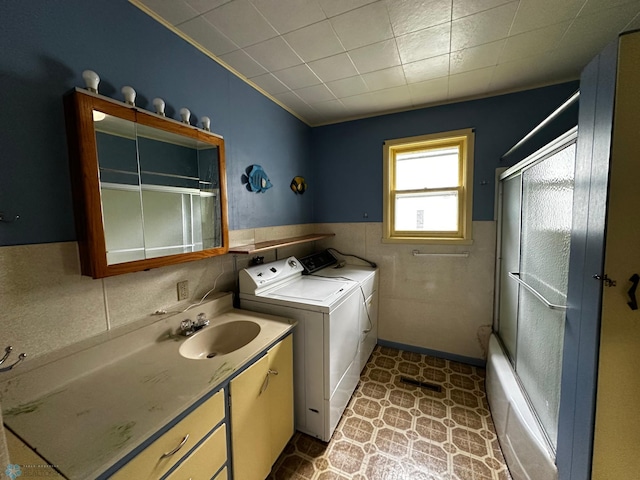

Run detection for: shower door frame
[[493, 126, 578, 454]]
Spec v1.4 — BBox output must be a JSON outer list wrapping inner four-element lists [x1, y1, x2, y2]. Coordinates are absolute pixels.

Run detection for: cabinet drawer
[[164, 424, 226, 480], [110, 390, 224, 479]]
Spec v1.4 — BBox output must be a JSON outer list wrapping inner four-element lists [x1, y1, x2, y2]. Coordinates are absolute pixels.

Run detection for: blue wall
[[0, 0, 579, 247], [0, 0, 312, 246], [311, 82, 578, 223]]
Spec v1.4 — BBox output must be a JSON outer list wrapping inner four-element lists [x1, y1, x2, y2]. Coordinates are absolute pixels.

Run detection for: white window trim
[[382, 128, 475, 244]]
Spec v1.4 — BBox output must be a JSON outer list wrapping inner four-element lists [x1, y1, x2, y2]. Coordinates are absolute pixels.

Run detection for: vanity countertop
[[0, 293, 295, 479]]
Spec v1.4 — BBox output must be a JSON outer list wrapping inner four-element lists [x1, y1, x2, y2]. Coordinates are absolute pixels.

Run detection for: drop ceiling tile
[[251, 0, 327, 34], [408, 76, 449, 105], [203, 0, 278, 48], [308, 53, 359, 82], [293, 84, 337, 103], [510, 0, 584, 36], [348, 39, 402, 74], [368, 85, 413, 110], [499, 22, 569, 63], [249, 73, 290, 95], [452, 0, 514, 20], [218, 49, 268, 77], [362, 65, 407, 91], [403, 54, 450, 83], [451, 1, 518, 50], [340, 92, 381, 115], [396, 23, 451, 64], [330, 2, 395, 50], [581, 0, 640, 16], [386, 0, 452, 36], [283, 20, 345, 62], [274, 91, 310, 109], [326, 75, 369, 97], [317, 0, 379, 18], [559, 3, 640, 57], [626, 11, 640, 30], [310, 99, 347, 115], [273, 64, 322, 90], [489, 53, 559, 91], [450, 39, 504, 75], [448, 66, 495, 99], [244, 36, 303, 71], [178, 16, 238, 55], [138, 0, 200, 25], [184, 0, 232, 14]]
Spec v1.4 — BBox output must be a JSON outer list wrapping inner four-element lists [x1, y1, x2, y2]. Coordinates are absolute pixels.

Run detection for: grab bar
[[412, 250, 469, 258], [508, 272, 567, 311]]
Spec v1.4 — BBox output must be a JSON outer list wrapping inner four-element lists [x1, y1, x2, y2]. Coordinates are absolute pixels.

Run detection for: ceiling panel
[[134, 0, 640, 126], [329, 2, 395, 50], [283, 20, 345, 62]]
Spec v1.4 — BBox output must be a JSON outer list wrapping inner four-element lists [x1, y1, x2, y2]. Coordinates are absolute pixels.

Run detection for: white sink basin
[[179, 321, 261, 360]]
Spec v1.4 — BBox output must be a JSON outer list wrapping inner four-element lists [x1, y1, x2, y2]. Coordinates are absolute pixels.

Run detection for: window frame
[[383, 128, 474, 244]]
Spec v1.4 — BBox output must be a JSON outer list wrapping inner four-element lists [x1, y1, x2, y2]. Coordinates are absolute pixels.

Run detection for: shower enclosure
[[490, 127, 577, 479]]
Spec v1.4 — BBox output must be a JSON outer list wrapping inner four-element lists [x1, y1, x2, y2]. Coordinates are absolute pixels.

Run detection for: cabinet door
[[230, 354, 271, 480], [267, 335, 294, 464]]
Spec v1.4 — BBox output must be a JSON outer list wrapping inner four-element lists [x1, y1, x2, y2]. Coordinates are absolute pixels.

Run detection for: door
[[591, 31, 640, 479]]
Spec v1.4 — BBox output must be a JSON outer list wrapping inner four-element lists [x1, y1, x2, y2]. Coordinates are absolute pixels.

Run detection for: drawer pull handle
[[160, 434, 189, 459], [259, 369, 279, 396]]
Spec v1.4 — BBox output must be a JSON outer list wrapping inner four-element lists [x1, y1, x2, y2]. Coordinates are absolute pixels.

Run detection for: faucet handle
[[180, 319, 192, 332], [196, 313, 210, 326]]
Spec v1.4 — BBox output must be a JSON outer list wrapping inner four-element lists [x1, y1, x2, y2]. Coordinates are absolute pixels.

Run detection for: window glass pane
[[394, 191, 458, 232], [396, 146, 459, 190]]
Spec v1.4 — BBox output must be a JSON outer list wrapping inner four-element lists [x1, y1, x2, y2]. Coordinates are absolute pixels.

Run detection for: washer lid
[[264, 276, 355, 305]]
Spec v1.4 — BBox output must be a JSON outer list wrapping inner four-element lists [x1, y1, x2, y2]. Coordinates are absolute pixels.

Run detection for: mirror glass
[[94, 111, 222, 265]]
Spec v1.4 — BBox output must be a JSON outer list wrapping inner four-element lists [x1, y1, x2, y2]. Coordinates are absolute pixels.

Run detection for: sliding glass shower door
[[497, 129, 576, 451]]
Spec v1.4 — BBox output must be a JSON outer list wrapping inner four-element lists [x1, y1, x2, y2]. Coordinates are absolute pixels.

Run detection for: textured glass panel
[[396, 147, 459, 189], [516, 143, 575, 449], [395, 191, 458, 231], [498, 174, 522, 362]]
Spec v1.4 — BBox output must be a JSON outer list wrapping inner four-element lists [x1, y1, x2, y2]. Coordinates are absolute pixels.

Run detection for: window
[[383, 129, 474, 243]]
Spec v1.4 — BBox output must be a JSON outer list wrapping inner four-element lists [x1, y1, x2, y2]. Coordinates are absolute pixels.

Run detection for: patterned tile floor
[[269, 345, 512, 480]]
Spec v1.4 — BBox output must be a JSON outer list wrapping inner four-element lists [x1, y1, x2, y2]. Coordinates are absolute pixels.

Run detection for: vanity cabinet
[[110, 389, 226, 480], [230, 335, 294, 480]]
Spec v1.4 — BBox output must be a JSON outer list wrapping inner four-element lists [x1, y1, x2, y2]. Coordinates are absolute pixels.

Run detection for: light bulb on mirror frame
[[121, 86, 136, 106], [152, 97, 165, 116], [201, 116, 211, 131], [82, 70, 100, 93], [92, 111, 106, 122], [179, 107, 191, 124]]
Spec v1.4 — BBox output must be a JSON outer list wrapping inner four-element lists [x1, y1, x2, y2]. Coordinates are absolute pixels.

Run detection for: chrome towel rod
[[501, 90, 579, 159], [412, 250, 469, 258], [508, 272, 567, 311]]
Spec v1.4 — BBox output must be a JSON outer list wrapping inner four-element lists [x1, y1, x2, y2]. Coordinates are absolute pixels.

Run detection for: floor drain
[[206, 353, 218, 359], [400, 376, 442, 392]]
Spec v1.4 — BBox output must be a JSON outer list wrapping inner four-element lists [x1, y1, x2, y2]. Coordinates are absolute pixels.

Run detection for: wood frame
[[382, 128, 474, 244], [64, 88, 229, 278]]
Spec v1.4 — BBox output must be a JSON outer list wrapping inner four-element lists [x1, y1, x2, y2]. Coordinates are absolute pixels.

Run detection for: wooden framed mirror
[[64, 88, 228, 279]]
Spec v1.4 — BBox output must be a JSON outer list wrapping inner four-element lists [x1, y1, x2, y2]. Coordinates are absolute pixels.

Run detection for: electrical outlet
[[177, 280, 189, 301]]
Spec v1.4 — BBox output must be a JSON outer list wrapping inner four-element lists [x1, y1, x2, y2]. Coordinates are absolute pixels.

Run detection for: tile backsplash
[[0, 221, 496, 365], [0, 225, 317, 361]]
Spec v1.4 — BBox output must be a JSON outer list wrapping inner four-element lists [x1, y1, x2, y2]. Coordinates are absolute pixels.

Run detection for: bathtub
[[486, 334, 558, 480]]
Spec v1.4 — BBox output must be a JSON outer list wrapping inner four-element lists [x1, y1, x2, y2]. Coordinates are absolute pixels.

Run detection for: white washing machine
[[238, 254, 362, 442]]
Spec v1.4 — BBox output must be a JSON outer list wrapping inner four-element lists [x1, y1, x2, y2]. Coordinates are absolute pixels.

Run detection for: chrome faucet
[[178, 313, 210, 336]]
